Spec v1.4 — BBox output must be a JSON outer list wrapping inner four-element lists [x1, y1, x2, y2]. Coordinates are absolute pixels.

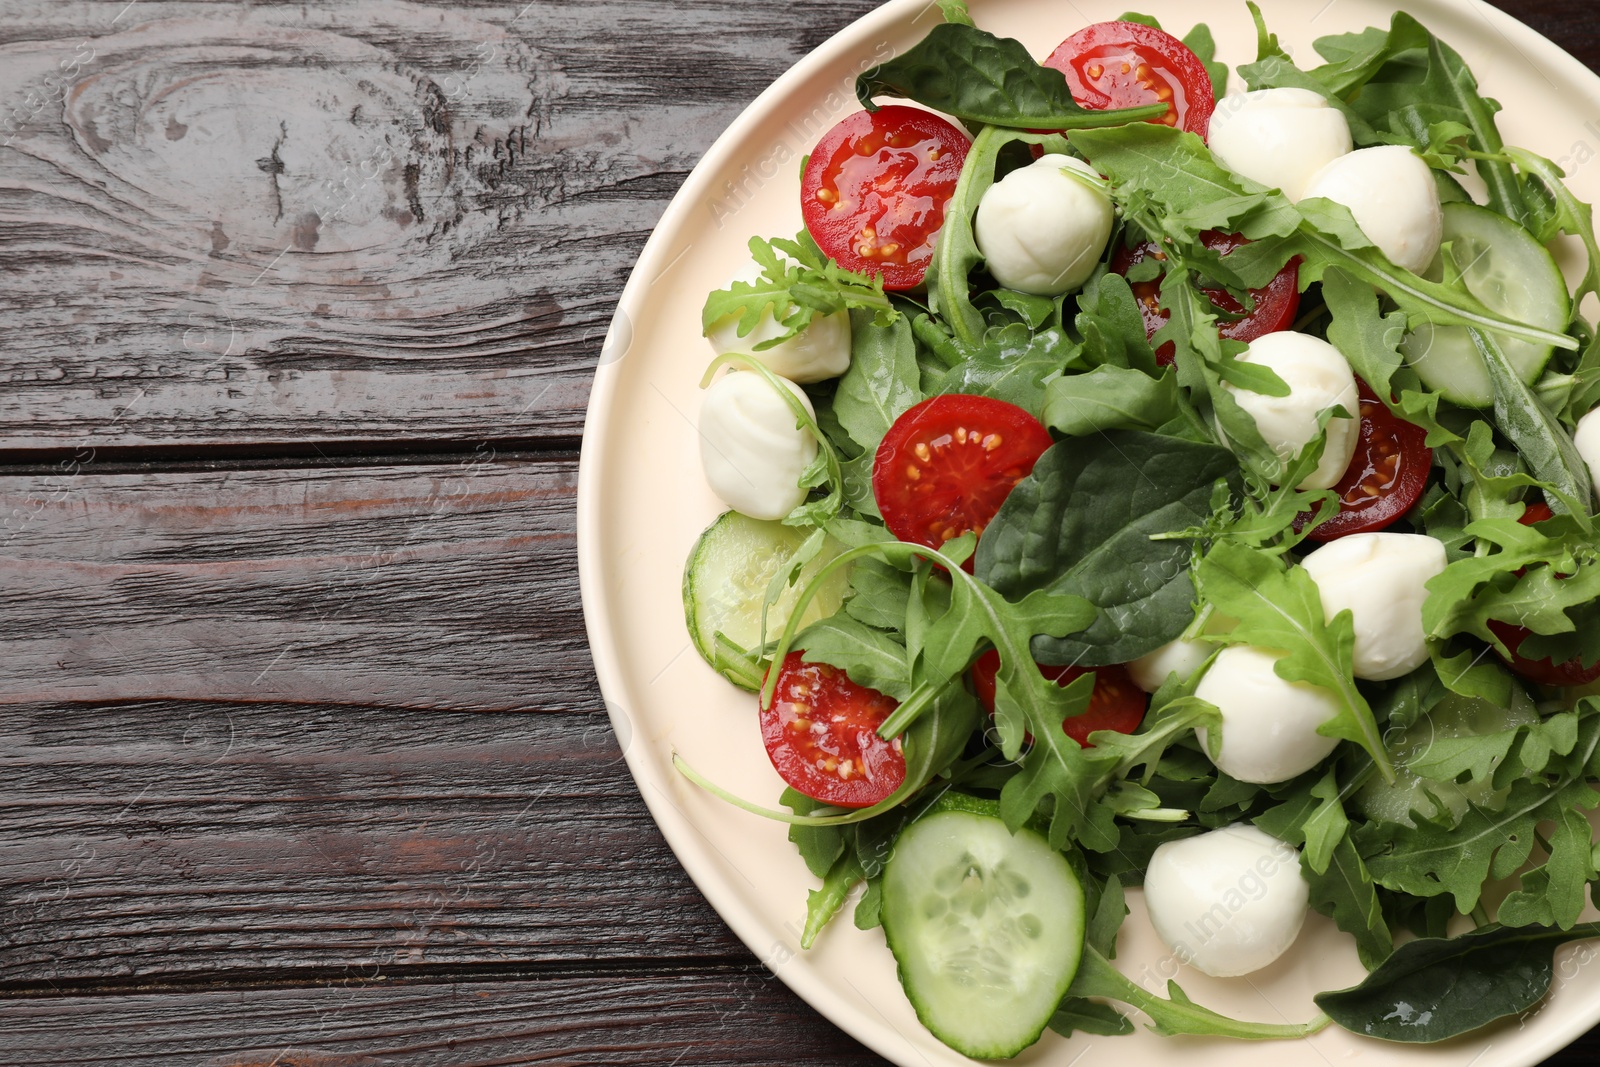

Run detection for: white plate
[[577, 2, 1600, 1063]]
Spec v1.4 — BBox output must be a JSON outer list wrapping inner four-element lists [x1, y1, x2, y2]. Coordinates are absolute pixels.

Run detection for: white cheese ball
[[1225, 332, 1359, 490], [1128, 637, 1213, 694], [975, 154, 1114, 295], [1302, 145, 1444, 274], [1195, 645, 1342, 785], [1301, 533, 1449, 681], [706, 260, 852, 384], [698, 370, 818, 521], [1574, 408, 1600, 493], [1144, 824, 1310, 978], [1207, 89, 1353, 202]]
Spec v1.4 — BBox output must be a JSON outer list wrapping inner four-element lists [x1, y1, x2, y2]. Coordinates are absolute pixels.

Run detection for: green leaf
[[977, 431, 1242, 667], [782, 788, 845, 878], [857, 24, 1165, 130], [833, 307, 924, 455], [1323, 268, 1407, 399], [1068, 945, 1327, 1039], [1181, 23, 1228, 100], [1308, 837, 1394, 970], [1497, 806, 1598, 929], [1195, 540, 1394, 779], [1473, 328, 1594, 519], [797, 614, 911, 700], [934, 0, 974, 27], [801, 851, 865, 949], [1043, 365, 1182, 436], [701, 233, 894, 348], [930, 322, 1075, 420], [1316, 921, 1600, 1042]]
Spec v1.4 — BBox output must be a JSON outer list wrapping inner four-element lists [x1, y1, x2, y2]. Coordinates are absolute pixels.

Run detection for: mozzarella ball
[[1574, 408, 1600, 493], [706, 260, 852, 384], [1195, 645, 1342, 785], [1225, 332, 1359, 490], [1300, 533, 1447, 681], [1129, 637, 1213, 694], [975, 154, 1113, 295], [1207, 89, 1353, 202], [698, 371, 818, 521], [1144, 824, 1310, 978], [1302, 146, 1444, 274]]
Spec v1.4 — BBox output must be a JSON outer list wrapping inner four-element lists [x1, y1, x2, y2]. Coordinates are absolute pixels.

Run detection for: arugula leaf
[[857, 24, 1166, 130], [1043, 364, 1182, 436], [802, 851, 864, 949], [934, 0, 974, 27], [1322, 268, 1407, 398], [782, 788, 845, 877], [1074, 269, 1160, 375], [1068, 944, 1327, 1039], [1496, 806, 1598, 929], [1362, 724, 1600, 915], [1317, 921, 1600, 1042], [977, 431, 1242, 666], [797, 614, 912, 700], [1473, 328, 1594, 517], [1181, 23, 1228, 101], [1195, 540, 1394, 779], [1068, 123, 1576, 354], [1310, 837, 1394, 970], [701, 234, 894, 349], [832, 307, 924, 455]]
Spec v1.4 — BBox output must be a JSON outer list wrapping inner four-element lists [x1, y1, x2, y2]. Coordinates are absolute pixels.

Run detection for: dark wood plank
[[0, 974, 887, 1066], [0, 698, 747, 983], [1, 455, 588, 710], [0, 0, 882, 449]]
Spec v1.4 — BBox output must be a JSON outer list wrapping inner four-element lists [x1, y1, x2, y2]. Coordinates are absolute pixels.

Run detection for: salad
[[671, 0, 1600, 1058]]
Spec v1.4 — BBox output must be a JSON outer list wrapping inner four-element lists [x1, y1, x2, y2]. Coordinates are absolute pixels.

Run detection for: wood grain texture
[[0, 974, 886, 1066], [0, 455, 590, 710], [0, 0, 882, 449]]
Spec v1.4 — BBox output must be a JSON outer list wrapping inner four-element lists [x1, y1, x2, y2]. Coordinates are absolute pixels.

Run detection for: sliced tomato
[[971, 650, 1146, 747], [1045, 21, 1215, 138], [1485, 502, 1600, 687], [760, 652, 905, 808], [1110, 231, 1300, 366], [873, 395, 1053, 561], [1297, 381, 1433, 542], [800, 106, 970, 291]]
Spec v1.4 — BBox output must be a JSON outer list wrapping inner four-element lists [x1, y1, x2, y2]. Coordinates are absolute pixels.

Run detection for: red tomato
[[760, 653, 906, 809], [1299, 381, 1434, 542], [1045, 21, 1215, 138], [1485, 501, 1600, 687], [970, 650, 1146, 747], [873, 395, 1054, 561], [1110, 231, 1301, 366], [800, 106, 971, 291]]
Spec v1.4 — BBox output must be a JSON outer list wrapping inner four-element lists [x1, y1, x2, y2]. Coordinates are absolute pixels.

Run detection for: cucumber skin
[[681, 511, 847, 690], [1401, 202, 1570, 409], [880, 810, 1086, 1060]]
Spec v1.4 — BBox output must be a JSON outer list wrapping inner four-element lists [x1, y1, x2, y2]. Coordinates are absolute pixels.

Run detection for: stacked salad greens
[[673, 0, 1600, 1056]]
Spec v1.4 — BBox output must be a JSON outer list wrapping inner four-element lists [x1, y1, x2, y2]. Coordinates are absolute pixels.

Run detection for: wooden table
[[2, 0, 1598, 1062]]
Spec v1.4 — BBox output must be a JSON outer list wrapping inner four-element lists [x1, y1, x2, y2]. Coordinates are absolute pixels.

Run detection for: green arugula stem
[[1069, 946, 1330, 1039]]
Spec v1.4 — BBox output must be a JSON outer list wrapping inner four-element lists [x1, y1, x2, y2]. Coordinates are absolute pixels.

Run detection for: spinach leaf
[[1316, 921, 1600, 1042], [1075, 270, 1160, 375], [702, 233, 894, 349], [930, 322, 1076, 420], [1043, 364, 1182, 436], [977, 431, 1242, 666], [1195, 540, 1394, 779], [857, 24, 1166, 131], [833, 307, 924, 455]]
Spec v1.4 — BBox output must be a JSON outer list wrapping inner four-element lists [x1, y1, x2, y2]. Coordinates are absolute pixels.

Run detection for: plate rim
[[576, 1, 1600, 1063]]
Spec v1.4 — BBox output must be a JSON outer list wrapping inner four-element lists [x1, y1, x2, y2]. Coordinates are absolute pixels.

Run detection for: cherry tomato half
[[1110, 231, 1301, 366], [800, 106, 971, 291], [1045, 21, 1215, 138], [760, 653, 906, 808], [1298, 381, 1434, 542], [971, 650, 1147, 747], [873, 395, 1054, 561], [1485, 502, 1600, 687]]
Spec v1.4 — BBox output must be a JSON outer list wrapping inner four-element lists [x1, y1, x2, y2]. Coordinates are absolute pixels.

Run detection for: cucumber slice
[[1355, 688, 1539, 828], [1401, 202, 1571, 408], [881, 810, 1085, 1059], [682, 511, 849, 689]]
